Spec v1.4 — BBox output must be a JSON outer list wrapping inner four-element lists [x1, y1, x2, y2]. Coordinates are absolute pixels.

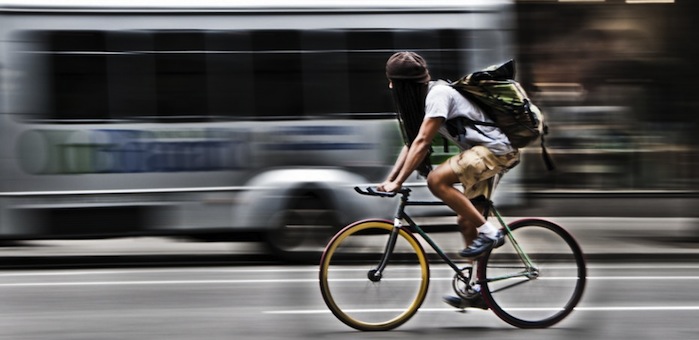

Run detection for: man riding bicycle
[[377, 51, 520, 309]]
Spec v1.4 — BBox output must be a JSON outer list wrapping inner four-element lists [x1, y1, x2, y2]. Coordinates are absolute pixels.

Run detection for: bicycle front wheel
[[478, 219, 586, 328], [319, 219, 429, 331]]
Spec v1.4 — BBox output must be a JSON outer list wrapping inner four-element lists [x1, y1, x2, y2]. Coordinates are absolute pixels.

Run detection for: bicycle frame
[[324, 187, 586, 330], [370, 188, 538, 288]]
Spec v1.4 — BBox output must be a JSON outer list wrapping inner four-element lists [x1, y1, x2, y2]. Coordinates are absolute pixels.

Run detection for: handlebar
[[354, 186, 411, 198]]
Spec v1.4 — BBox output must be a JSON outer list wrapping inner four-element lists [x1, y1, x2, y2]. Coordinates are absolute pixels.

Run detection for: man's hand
[[377, 180, 402, 193]]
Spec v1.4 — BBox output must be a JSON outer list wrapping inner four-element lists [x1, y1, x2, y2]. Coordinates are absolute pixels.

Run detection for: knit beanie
[[385, 51, 431, 84]]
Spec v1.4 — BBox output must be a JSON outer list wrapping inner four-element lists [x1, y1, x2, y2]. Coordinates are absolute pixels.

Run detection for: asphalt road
[[1, 215, 698, 339], [1, 262, 698, 340]]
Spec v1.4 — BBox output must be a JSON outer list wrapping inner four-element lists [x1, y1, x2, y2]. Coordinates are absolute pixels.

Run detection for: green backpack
[[447, 60, 554, 170]]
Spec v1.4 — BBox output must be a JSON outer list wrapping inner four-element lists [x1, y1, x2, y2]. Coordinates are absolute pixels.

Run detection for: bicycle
[[318, 184, 586, 331]]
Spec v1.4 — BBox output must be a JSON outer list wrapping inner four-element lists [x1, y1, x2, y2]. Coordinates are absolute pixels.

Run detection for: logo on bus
[[17, 128, 250, 174]]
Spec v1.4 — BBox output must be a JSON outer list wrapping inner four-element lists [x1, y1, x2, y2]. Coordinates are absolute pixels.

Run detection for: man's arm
[[385, 145, 408, 182], [380, 117, 444, 192]]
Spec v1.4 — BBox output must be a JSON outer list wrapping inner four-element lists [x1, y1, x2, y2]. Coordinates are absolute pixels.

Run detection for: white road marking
[[0, 279, 318, 287], [265, 306, 699, 315], [2, 275, 699, 287], [0, 267, 323, 277], [1, 263, 699, 277], [587, 276, 699, 280]]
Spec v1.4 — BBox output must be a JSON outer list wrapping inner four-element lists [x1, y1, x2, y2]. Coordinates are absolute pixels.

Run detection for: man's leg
[[427, 147, 505, 257], [427, 163, 485, 243], [456, 214, 478, 246], [430, 146, 517, 309], [430, 165, 490, 310], [428, 162, 494, 310]]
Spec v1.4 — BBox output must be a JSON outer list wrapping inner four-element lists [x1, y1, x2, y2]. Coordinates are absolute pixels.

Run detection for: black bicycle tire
[[318, 219, 430, 331], [478, 218, 587, 328]]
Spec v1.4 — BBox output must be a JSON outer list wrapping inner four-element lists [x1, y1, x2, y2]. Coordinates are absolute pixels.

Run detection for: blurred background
[[516, 0, 698, 192], [1, 1, 699, 339], [0, 0, 697, 261]]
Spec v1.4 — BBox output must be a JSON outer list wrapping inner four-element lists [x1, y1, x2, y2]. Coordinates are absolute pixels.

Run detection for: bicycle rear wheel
[[478, 219, 586, 328], [319, 219, 429, 331]]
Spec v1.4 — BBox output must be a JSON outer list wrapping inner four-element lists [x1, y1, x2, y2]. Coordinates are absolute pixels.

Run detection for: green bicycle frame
[[374, 193, 538, 287]]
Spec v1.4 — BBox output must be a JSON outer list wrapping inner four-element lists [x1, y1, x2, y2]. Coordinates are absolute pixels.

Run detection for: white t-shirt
[[425, 82, 514, 155]]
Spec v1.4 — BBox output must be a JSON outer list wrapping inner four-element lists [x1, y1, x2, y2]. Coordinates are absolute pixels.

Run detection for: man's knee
[[426, 170, 450, 195], [426, 174, 438, 193]]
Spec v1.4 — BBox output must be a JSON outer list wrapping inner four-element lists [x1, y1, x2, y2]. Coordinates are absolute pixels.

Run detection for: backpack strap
[[445, 116, 497, 142], [540, 125, 556, 171]]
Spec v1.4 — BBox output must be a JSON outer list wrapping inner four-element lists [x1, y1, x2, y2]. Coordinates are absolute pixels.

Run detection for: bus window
[[206, 30, 254, 119], [25, 28, 474, 122], [251, 30, 303, 118], [153, 31, 208, 119], [392, 29, 461, 81], [301, 30, 350, 117], [346, 29, 394, 114], [47, 30, 109, 120], [107, 31, 157, 120]]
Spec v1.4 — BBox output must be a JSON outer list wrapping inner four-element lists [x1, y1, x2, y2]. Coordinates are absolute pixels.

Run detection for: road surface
[[1, 262, 698, 339]]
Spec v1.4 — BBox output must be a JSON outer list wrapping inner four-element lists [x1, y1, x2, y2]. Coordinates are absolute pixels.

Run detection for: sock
[[477, 221, 499, 240]]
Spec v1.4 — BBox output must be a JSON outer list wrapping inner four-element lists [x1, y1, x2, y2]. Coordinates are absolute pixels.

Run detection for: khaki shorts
[[447, 145, 519, 199]]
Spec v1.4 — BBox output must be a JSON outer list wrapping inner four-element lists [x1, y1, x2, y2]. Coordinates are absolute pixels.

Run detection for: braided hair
[[386, 51, 433, 177], [391, 80, 432, 177]]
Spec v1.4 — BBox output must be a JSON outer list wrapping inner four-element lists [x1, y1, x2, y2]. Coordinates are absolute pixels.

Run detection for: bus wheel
[[266, 195, 340, 263]]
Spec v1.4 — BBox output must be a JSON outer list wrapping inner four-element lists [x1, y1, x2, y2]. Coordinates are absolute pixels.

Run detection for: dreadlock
[[391, 80, 432, 177]]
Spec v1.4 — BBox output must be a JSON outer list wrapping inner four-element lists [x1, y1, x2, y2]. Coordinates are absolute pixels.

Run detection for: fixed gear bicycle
[[318, 184, 586, 331]]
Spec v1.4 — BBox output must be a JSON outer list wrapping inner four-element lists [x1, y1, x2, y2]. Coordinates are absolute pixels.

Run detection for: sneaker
[[443, 295, 489, 310], [459, 230, 505, 258]]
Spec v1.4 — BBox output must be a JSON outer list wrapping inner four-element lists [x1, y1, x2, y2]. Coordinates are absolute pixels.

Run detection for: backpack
[[446, 60, 555, 170]]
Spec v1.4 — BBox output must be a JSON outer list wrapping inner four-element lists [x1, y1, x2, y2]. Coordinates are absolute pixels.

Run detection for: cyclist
[[377, 51, 520, 309]]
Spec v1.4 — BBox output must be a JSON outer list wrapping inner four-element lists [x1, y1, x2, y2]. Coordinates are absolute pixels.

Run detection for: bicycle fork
[[367, 217, 402, 282]]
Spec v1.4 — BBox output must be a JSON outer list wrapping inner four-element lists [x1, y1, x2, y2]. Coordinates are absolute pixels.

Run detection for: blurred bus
[[0, 0, 516, 259]]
